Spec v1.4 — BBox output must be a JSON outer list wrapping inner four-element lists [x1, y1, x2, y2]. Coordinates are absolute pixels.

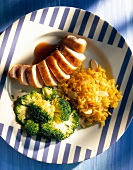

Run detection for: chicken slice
[[46, 55, 70, 83], [59, 45, 86, 67], [25, 65, 44, 88], [63, 35, 87, 53], [37, 60, 57, 86], [8, 64, 21, 79], [17, 65, 30, 85], [52, 50, 77, 74]]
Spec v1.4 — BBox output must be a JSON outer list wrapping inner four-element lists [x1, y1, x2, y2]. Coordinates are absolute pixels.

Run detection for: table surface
[[0, 0, 133, 170]]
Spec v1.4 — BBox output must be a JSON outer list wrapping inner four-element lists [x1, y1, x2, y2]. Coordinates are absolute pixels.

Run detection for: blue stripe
[[42, 139, 51, 162], [14, 129, 23, 150], [118, 36, 125, 48], [96, 47, 132, 154], [58, 8, 70, 30], [49, 7, 59, 27], [108, 27, 117, 45], [0, 17, 25, 99], [98, 21, 108, 42], [0, 25, 12, 63], [126, 102, 133, 129], [116, 47, 132, 90], [30, 11, 37, 22], [32, 135, 41, 160], [6, 126, 13, 143], [23, 134, 31, 156], [39, 8, 49, 24], [0, 123, 4, 135], [78, 11, 90, 36], [88, 15, 100, 39], [68, 9, 80, 33], [85, 149, 91, 160], [52, 141, 61, 163], [110, 68, 133, 146], [62, 143, 71, 164], [73, 146, 81, 163]]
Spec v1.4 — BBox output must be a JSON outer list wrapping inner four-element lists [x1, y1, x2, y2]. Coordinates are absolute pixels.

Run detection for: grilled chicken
[[46, 55, 70, 82], [9, 34, 87, 87], [59, 45, 86, 67], [37, 60, 57, 86], [8, 64, 21, 79], [52, 50, 77, 74], [17, 65, 30, 85], [25, 65, 44, 88], [63, 35, 87, 53]]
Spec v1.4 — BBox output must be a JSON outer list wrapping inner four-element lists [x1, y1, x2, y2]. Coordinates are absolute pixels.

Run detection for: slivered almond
[[90, 60, 98, 70]]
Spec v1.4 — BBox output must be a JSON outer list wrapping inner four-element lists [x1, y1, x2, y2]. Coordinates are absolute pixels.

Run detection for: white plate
[[0, 7, 133, 164]]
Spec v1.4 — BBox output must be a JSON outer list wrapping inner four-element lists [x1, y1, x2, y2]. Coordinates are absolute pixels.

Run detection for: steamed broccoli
[[29, 100, 55, 122], [40, 110, 79, 140], [52, 97, 71, 121], [20, 91, 43, 106], [13, 102, 31, 125], [24, 119, 39, 136], [42, 86, 57, 100]]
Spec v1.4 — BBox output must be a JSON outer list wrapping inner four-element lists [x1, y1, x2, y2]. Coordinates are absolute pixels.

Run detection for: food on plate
[[25, 65, 44, 88], [63, 35, 87, 53], [58, 64, 122, 127], [8, 34, 87, 87], [13, 86, 79, 139], [10, 34, 122, 140], [37, 60, 58, 86], [46, 56, 70, 82], [59, 45, 86, 67]]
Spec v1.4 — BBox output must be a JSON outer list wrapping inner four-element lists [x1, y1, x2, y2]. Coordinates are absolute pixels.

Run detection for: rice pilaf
[[57, 65, 122, 127]]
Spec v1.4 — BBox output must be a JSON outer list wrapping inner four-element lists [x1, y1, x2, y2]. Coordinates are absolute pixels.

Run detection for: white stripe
[[92, 19, 104, 40], [78, 147, 87, 162], [112, 33, 121, 47], [36, 138, 46, 161], [33, 9, 44, 23], [0, 21, 18, 80], [63, 8, 76, 31], [27, 137, 36, 158], [67, 145, 76, 163], [43, 7, 55, 26], [102, 24, 113, 44], [56, 142, 66, 164], [73, 10, 85, 34], [0, 124, 9, 140], [53, 7, 65, 28], [82, 13, 95, 37], [0, 31, 5, 47], [17, 131, 27, 154], [46, 140, 56, 163]]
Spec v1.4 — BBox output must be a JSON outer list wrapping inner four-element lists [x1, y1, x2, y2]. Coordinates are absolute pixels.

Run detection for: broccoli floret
[[24, 119, 39, 136], [13, 102, 31, 125], [42, 86, 57, 100], [20, 91, 42, 106], [52, 97, 71, 121], [40, 110, 79, 140], [29, 100, 55, 122]]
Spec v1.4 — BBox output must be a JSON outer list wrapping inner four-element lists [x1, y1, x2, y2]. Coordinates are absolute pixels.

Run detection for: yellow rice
[[58, 65, 122, 127]]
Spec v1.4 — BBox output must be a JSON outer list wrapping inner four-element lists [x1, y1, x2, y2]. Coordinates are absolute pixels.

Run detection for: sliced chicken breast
[[59, 45, 86, 67], [25, 65, 44, 88], [17, 65, 30, 85], [63, 35, 87, 53], [8, 64, 21, 79], [52, 50, 77, 74], [37, 60, 57, 86], [46, 56, 70, 83]]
